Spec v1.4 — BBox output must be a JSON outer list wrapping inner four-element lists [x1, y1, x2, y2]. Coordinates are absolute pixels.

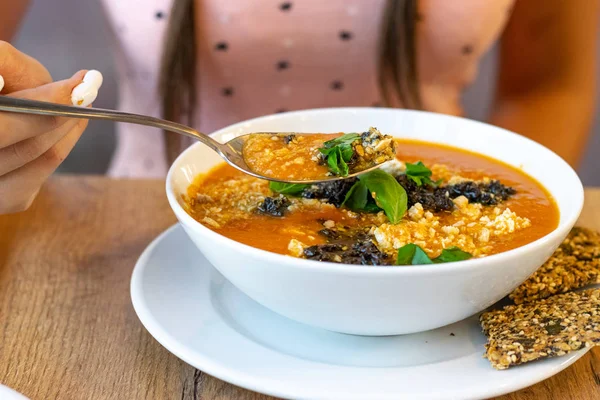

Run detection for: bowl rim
[[166, 107, 584, 276]]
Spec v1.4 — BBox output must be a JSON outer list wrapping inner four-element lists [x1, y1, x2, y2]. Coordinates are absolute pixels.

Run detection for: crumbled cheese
[[379, 159, 406, 177], [408, 203, 424, 221], [447, 175, 472, 185], [323, 220, 336, 228], [202, 217, 221, 228], [453, 195, 469, 209], [479, 228, 491, 243], [442, 226, 460, 235], [195, 193, 213, 203], [373, 194, 529, 258], [288, 239, 306, 257]]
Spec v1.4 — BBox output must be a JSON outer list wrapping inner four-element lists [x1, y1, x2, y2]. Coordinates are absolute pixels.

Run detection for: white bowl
[[166, 108, 583, 336]]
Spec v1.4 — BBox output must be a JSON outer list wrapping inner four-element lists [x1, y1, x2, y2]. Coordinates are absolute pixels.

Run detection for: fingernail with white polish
[[71, 84, 98, 107], [0, 74, 4, 93], [71, 70, 103, 107], [83, 70, 103, 89]]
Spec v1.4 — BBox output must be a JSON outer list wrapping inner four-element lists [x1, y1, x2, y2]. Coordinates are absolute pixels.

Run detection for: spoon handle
[[0, 96, 223, 153]]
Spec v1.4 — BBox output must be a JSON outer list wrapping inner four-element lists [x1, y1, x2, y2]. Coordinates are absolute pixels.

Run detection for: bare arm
[[0, 1, 31, 41], [490, 0, 599, 167]]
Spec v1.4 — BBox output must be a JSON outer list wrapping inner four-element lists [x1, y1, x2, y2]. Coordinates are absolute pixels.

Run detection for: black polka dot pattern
[[462, 45, 474, 55], [331, 80, 344, 91], [279, 2, 292, 11], [222, 87, 234, 97], [276, 60, 290, 71], [155, 11, 165, 19], [339, 31, 353, 41], [215, 42, 228, 51]]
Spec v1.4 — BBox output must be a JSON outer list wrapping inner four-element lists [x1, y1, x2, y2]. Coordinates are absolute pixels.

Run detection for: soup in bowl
[[166, 108, 583, 336]]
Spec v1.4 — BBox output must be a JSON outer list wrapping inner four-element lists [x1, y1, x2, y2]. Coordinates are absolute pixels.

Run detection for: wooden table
[[0, 176, 598, 400]]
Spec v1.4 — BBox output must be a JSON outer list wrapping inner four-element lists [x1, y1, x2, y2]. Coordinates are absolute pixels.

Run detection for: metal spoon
[[0, 96, 383, 184]]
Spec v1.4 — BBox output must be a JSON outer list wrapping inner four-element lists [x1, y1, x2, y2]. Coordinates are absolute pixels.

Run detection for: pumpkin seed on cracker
[[509, 227, 600, 304], [480, 288, 600, 370]]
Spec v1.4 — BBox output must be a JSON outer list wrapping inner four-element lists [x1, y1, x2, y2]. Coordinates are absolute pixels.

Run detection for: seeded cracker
[[509, 227, 600, 304], [480, 288, 600, 370]]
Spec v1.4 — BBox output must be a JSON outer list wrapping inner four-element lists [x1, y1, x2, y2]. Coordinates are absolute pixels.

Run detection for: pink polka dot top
[[100, 0, 514, 178]]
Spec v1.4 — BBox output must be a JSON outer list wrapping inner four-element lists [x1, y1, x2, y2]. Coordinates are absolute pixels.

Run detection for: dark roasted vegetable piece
[[318, 228, 341, 240], [256, 196, 290, 217], [303, 241, 392, 265], [283, 134, 296, 144], [303, 227, 393, 265], [446, 180, 516, 205], [396, 175, 455, 212], [300, 178, 358, 207]]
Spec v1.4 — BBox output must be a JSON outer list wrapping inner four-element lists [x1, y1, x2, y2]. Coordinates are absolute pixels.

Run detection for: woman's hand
[[0, 41, 101, 214]]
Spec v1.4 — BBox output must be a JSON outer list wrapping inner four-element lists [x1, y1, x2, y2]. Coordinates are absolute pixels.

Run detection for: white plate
[[131, 225, 589, 400], [0, 385, 29, 400]]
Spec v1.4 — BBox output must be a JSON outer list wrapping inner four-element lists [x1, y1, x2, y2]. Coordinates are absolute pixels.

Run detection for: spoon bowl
[[0, 96, 383, 184]]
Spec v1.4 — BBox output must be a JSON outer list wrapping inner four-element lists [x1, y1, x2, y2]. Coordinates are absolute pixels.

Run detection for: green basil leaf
[[408, 175, 423, 186], [322, 133, 361, 149], [358, 169, 407, 223], [340, 144, 354, 162], [433, 247, 473, 263], [318, 146, 334, 156], [396, 244, 418, 265], [413, 246, 435, 265], [338, 148, 350, 176], [326, 147, 341, 175], [269, 181, 310, 195], [319, 134, 359, 176], [396, 244, 472, 266], [405, 161, 431, 177], [405, 161, 440, 187], [363, 198, 383, 213], [396, 244, 434, 265], [342, 181, 368, 209], [323, 147, 350, 176], [343, 181, 383, 213]]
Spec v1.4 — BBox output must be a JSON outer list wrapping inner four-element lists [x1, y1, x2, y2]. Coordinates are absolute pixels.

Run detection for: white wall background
[[12, 0, 600, 184]]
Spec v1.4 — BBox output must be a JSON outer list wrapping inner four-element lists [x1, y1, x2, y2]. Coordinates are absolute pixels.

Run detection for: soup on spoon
[[242, 127, 396, 181]]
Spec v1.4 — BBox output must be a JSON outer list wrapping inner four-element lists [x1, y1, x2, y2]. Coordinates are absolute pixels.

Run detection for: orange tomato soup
[[184, 139, 559, 260]]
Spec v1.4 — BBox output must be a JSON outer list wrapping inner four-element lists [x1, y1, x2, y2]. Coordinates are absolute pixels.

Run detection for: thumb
[[10, 70, 89, 105], [8, 70, 103, 108]]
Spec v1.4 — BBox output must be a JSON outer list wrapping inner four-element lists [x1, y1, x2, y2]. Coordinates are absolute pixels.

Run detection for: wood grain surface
[[0, 176, 598, 400]]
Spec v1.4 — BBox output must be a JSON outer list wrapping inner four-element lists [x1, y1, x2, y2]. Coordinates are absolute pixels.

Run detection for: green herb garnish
[[318, 133, 361, 176], [343, 181, 370, 210], [405, 161, 442, 187], [433, 247, 473, 263], [396, 244, 473, 265], [342, 169, 407, 223], [322, 133, 362, 149], [396, 244, 434, 265], [269, 181, 309, 195]]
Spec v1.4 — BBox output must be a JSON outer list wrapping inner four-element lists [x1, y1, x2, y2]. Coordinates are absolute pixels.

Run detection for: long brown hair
[[159, 0, 420, 163]]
